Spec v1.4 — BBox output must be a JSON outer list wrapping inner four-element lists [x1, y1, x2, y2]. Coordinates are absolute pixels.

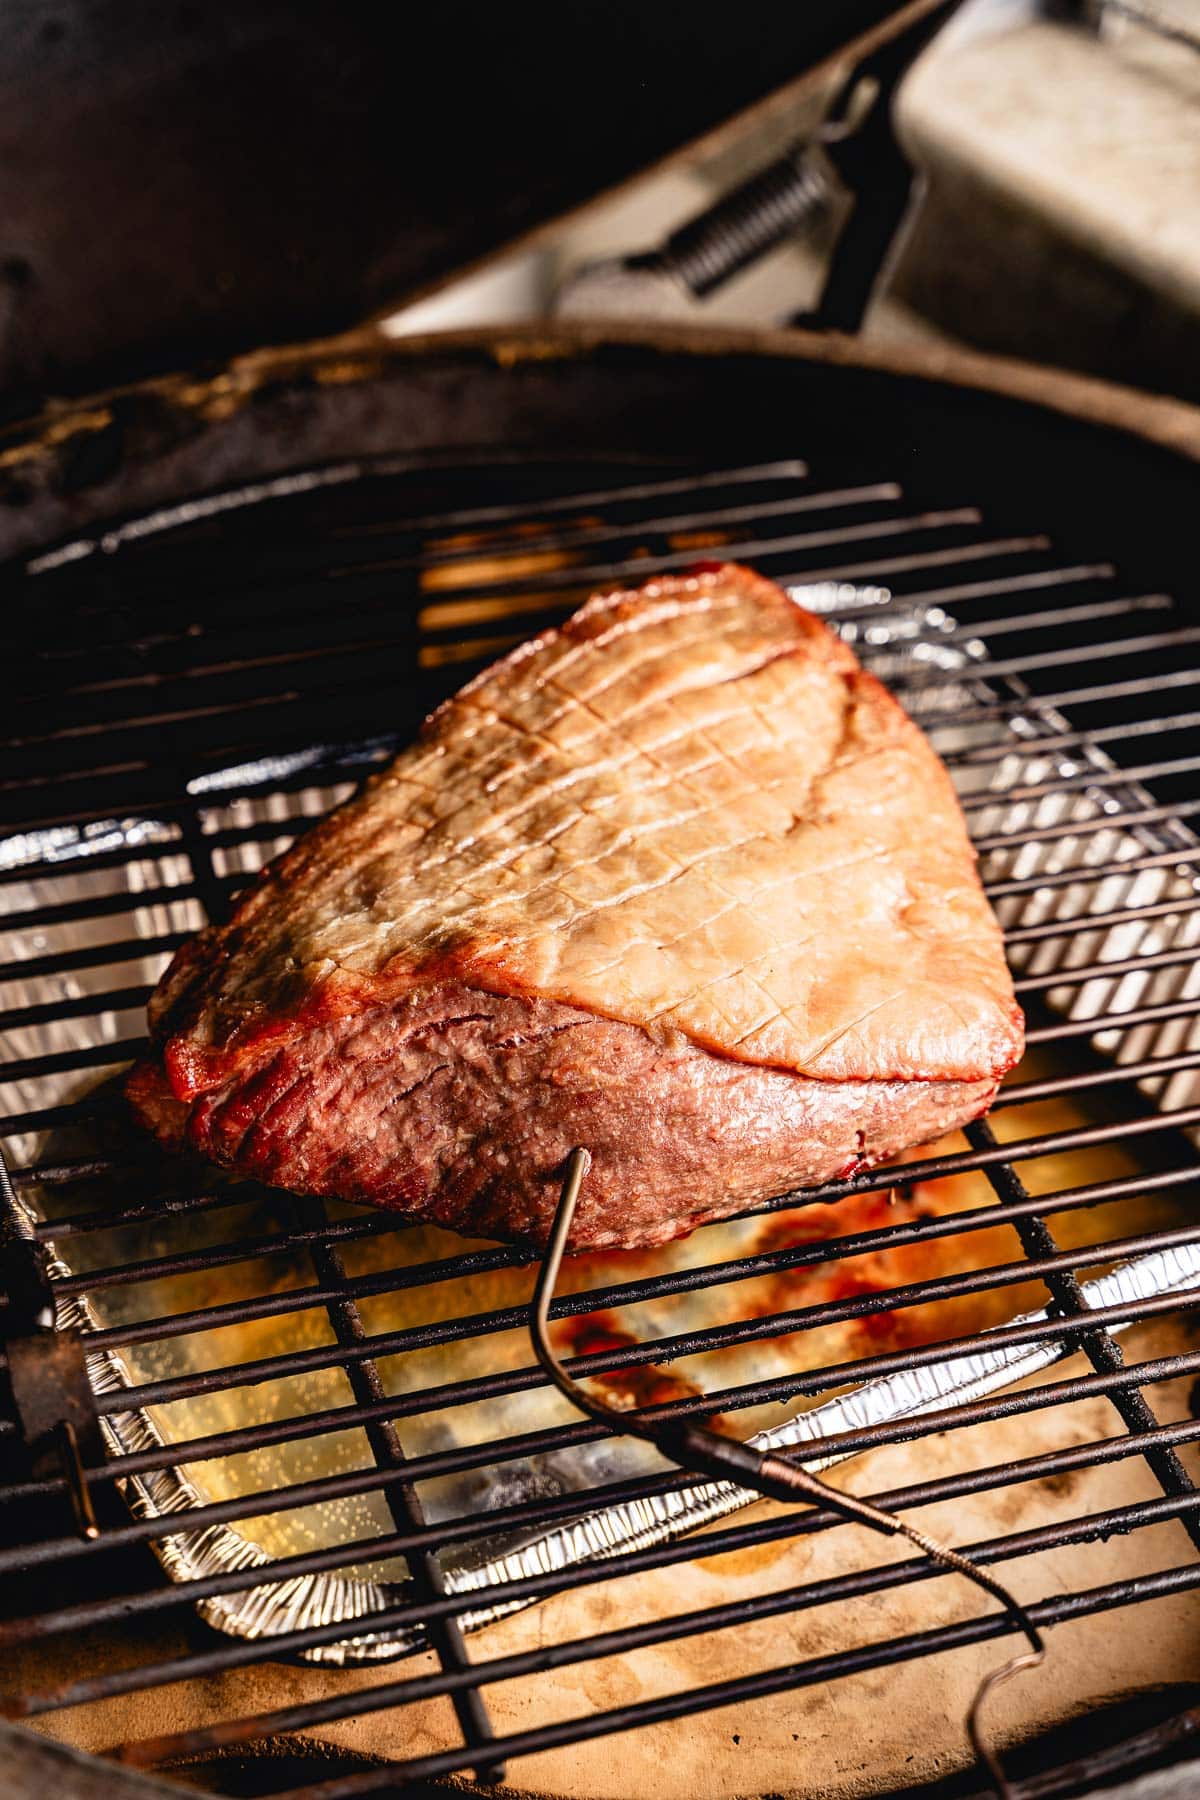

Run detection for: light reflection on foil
[[0, 817, 180, 873]]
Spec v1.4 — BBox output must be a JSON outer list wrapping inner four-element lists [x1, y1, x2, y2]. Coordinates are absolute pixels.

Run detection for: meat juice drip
[[745, 1187, 945, 1350], [550, 1309, 733, 1431], [546, 1184, 962, 1437]]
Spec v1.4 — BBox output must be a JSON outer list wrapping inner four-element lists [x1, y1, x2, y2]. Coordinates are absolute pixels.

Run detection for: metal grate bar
[[12, 1490, 1195, 1718], [0, 935, 186, 984], [291, 1193, 500, 1778], [11, 1159, 1200, 1440], [4, 1261, 1198, 1585], [959, 751, 1200, 811], [926, 591, 1171, 642], [24, 481, 903, 662], [1004, 895, 1200, 945], [0, 1037, 148, 1081], [13, 1109, 1200, 1365], [337, 503, 981, 586], [917, 662, 1200, 735], [8, 1340, 1200, 1526], [68, 1207, 1200, 1373], [1013, 945, 1200, 993], [886, 623, 1200, 692], [0, 886, 193, 932], [883, 562, 1116, 611], [48, 1142, 1200, 1328], [944, 700, 1200, 767], [111, 1490, 1200, 1770], [232, 1566, 1200, 1797], [3, 986, 153, 1032], [966, 1119, 1200, 1551], [7, 502, 977, 724], [1025, 999, 1200, 1042], [9, 1410, 1200, 1688], [987, 850, 1200, 900], [0, 1096, 120, 1139], [972, 798, 1200, 853], [286, 459, 812, 536], [55, 1246, 1200, 1455], [995, 1053, 1200, 1104], [26, 1182, 454, 1238], [9, 565, 1184, 786]]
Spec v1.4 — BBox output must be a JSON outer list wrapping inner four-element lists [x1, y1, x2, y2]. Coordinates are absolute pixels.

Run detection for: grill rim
[[4, 319, 1200, 573]]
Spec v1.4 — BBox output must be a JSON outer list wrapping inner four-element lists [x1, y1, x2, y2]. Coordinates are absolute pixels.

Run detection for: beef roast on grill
[[128, 563, 1023, 1250]]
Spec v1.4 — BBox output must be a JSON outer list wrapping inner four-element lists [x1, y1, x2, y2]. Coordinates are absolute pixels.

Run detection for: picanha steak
[[128, 563, 1023, 1250]]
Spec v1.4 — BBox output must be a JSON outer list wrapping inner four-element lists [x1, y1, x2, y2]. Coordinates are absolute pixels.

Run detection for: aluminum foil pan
[[4, 579, 1200, 1664]]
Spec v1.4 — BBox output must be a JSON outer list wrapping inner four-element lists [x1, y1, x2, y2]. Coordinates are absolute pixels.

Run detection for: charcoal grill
[[1, 325, 1200, 1800]]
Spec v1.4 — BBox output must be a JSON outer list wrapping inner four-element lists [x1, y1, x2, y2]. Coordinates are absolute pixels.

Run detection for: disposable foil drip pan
[[5, 580, 1200, 1665]]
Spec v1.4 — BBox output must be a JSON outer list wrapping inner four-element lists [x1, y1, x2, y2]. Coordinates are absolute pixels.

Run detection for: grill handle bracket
[[555, 0, 962, 331]]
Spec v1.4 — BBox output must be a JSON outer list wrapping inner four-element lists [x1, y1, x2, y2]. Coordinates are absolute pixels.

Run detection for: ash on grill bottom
[[1, 450, 1199, 1800]]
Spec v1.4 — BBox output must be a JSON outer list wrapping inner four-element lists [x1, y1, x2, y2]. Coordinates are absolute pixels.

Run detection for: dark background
[[0, 1, 899, 409]]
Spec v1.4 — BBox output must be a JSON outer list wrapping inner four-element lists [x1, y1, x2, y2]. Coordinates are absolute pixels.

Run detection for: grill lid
[[0, 0, 907, 406]]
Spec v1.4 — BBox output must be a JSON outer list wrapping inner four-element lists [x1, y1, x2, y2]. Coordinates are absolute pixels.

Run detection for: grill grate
[[2, 451, 1200, 1795]]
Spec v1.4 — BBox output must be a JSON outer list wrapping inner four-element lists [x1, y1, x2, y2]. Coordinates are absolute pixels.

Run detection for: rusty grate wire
[[1, 452, 1199, 1794]]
